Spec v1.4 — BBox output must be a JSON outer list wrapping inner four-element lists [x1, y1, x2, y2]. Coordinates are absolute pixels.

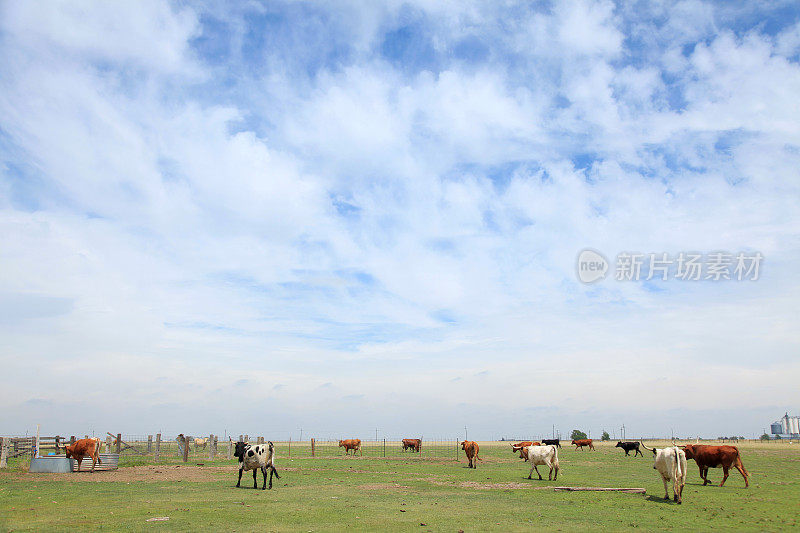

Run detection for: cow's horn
[[639, 440, 654, 451]]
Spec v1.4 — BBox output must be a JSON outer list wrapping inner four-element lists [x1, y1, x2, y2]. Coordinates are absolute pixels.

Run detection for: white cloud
[[0, 0, 798, 438]]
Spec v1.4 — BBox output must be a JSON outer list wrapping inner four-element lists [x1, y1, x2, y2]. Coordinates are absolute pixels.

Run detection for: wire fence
[[2, 432, 795, 467]]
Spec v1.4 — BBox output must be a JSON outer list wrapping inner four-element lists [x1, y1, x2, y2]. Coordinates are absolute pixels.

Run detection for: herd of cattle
[[501, 438, 748, 504], [55, 435, 750, 503]]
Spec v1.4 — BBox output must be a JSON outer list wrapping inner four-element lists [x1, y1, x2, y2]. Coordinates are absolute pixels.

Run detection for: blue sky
[[1, 0, 799, 440]]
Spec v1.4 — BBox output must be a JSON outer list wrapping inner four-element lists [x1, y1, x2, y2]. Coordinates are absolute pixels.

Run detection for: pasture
[[1, 441, 798, 531]]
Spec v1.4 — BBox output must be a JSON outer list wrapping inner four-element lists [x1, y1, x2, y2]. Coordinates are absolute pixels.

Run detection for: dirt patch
[[458, 481, 538, 489], [2, 465, 233, 483], [358, 483, 410, 490], [414, 476, 548, 490]]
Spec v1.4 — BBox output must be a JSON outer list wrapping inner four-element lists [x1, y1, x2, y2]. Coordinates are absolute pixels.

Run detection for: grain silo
[[770, 413, 800, 438]]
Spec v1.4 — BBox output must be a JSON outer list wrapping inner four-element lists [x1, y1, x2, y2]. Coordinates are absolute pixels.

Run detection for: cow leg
[[720, 466, 729, 487], [534, 465, 542, 480], [635, 448, 642, 457], [698, 464, 708, 485], [662, 476, 669, 500], [237, 467, 243, 487], [252, 468, 258, 489], [261, 466, 267, 490], [548, 465, 553, 481]]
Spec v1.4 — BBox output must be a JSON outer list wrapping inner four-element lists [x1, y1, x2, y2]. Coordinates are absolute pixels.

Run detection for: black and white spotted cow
[[233, 440, 280, 490]]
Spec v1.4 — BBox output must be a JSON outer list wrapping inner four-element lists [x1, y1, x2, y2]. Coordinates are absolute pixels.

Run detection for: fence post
[[239, 434, 243, 443], [183, 435, 190, 462], [0, 437, 8, 468], [213, 435, 218, 459], [155, 433, 161, 462], [244, 434, 249, 443], [311, 438, 315, 457], [147, 435, 153, 454], [227, 438, 233, 460], [383, 438, 386, 457], [106, 435, 112, 453], [288, 437, 291, 458], [115, 433, 122, 455], [208, 434, 214, 460]]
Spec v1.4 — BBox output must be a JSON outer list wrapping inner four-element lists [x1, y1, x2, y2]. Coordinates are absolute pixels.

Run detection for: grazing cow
[[511, 441, 541, 460], [339, 439, 362, 456], [522, 445, 560, 481], [62, 438, 102, 472], [193, 437, 208, 450], [461, 440, 481, 469], [541, 439, 561, 448], [233, 440, 280, 490], [571, 438, 594, 451], [681, 444, 749, 488], [402, 438, 422, 452], [615, 441, 643, 457], [640, 441, 687, 504]]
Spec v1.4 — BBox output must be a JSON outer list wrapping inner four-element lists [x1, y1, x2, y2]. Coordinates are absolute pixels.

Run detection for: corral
[[1, 440, 798, 530]]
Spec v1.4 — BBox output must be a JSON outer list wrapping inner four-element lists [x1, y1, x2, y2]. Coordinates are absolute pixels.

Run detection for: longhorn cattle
[[522, 445, 560, 480], [339, 439, 362, 456], [461, 440, 481, 468], [233, 440, 280, 490], [402, 438, 422, 452], [571, 438, 594, 450], [640, 441, 687, 504], [541, 439, 561, 448], [511, 441, 541, 460], [61, 438, 102, 472], [681, 444, 749, 488], [615, 441, 643, 457]]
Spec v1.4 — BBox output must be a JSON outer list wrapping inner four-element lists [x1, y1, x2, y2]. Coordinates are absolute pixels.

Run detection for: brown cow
[[571, 438, 594, 450], [461, 440, 481, 468], [402, 438, 422, 452], [511, 441, 541, 460], [338, 439, 362, 456], [682, 444, 749, 488], [62, 438, 102, 472]]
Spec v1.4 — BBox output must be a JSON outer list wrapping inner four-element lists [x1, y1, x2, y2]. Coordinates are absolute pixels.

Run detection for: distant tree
[[760, 433, 771, 441], [601, 431, 610, 441], [570, 429, 588, 440]]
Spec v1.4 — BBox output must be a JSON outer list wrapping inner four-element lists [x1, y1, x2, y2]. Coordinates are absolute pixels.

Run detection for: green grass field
[[1, 441, 798, 531]]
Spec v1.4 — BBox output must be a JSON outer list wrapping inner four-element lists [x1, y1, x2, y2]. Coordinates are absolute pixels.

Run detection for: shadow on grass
[[645, 495, 681, 505]]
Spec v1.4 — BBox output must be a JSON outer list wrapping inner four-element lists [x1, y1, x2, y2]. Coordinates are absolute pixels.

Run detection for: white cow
[[523, 445, 560, 481], [193, 437, 208, 450], [640, 442, 687, 504]]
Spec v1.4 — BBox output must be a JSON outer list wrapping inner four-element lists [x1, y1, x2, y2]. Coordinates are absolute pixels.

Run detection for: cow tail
[[673, 448, 682, 482], [735, 451, 749, 476], [95, 438, 102, 464]]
